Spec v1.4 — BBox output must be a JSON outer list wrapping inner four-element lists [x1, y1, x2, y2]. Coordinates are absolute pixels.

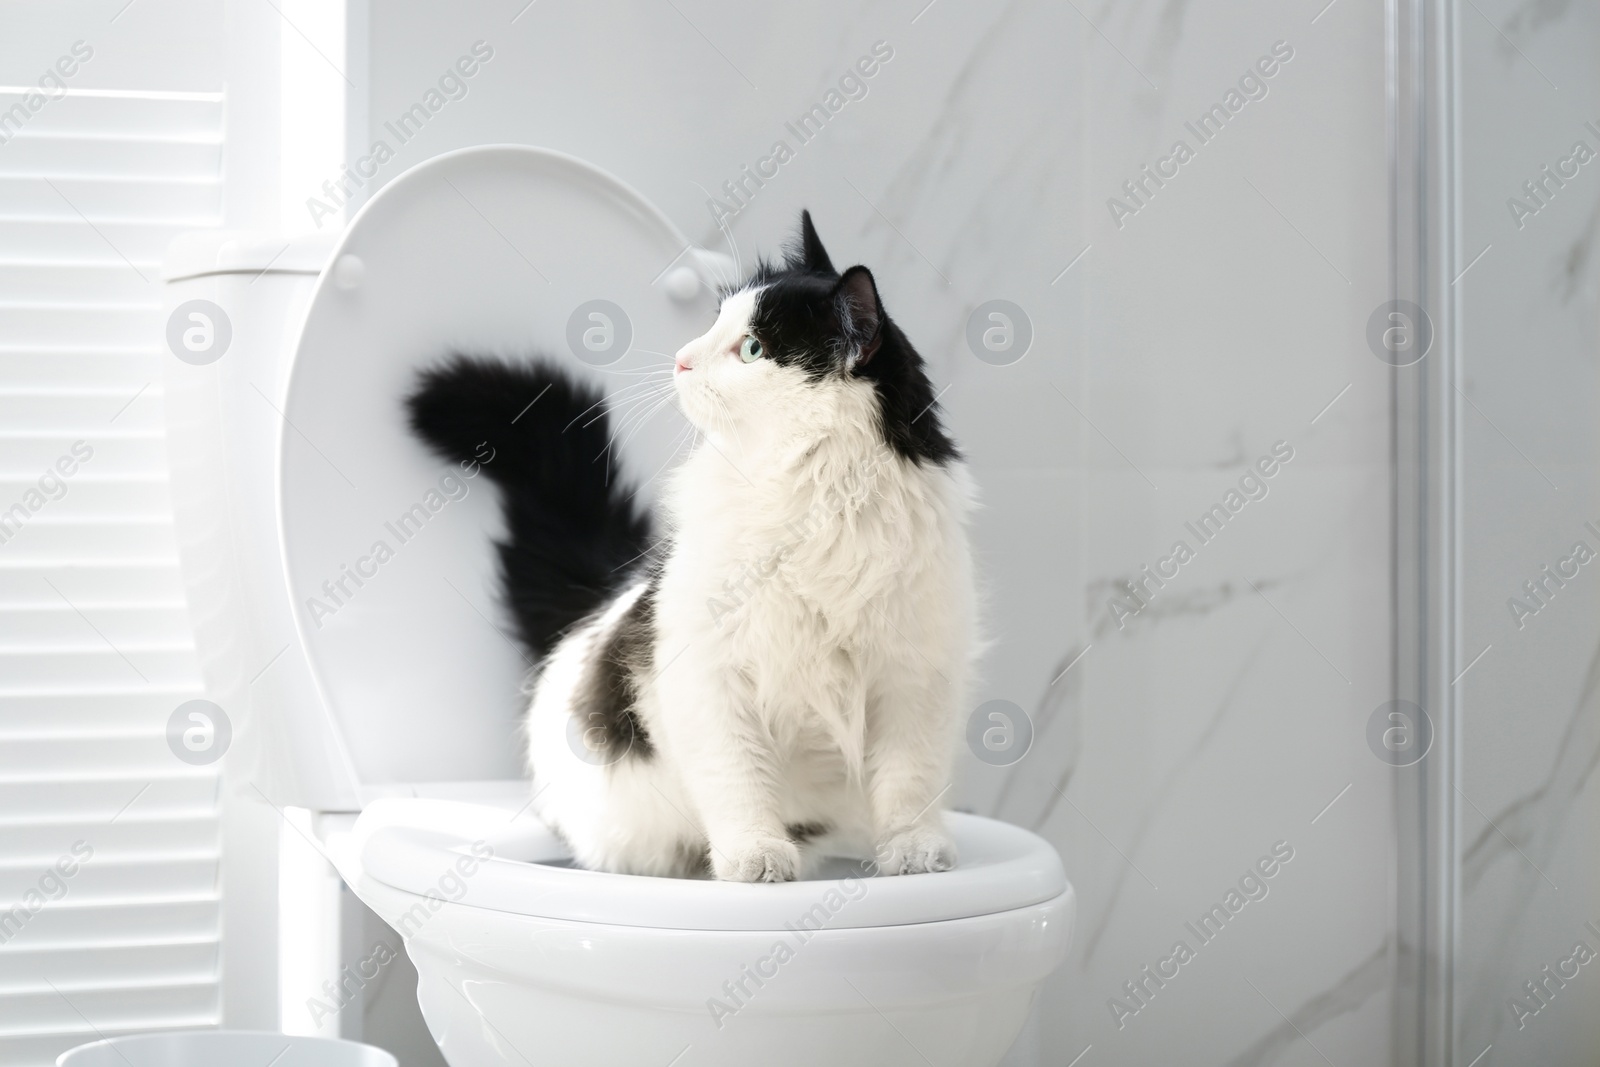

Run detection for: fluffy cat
[[407, 212, 976, 881]]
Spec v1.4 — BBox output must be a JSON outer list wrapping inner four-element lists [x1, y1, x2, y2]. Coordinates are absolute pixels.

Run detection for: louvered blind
[[0, 86, 225, 1065]]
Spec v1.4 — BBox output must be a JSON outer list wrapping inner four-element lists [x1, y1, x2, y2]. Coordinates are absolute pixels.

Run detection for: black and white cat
[[407, 212, 976, 881]]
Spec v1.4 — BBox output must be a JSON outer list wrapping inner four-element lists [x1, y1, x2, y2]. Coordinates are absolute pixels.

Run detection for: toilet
[[162, 145, 1074, 1067]]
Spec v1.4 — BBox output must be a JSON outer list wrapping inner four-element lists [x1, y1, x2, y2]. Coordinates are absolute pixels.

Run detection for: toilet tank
[[162, 232, 364, 811]]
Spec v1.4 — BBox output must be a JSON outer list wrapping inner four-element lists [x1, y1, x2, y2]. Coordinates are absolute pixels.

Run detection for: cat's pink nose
[[674, 351, 693, 373]]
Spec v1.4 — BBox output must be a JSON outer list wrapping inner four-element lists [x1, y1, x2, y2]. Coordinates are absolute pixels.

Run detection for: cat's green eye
[[739, 335, 764, 363]]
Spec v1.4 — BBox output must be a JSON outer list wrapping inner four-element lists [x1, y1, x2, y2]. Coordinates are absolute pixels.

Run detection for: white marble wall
[[1455, 1, 1600, 1064], [358, 2, 1400, 1063]]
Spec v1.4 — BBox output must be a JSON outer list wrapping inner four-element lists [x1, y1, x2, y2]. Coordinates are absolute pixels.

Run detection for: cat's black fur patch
[[569, 577, 656, 762], [405, 357, 655, 659], [785, 821, 829, 843], [736, 211, 959, 467]]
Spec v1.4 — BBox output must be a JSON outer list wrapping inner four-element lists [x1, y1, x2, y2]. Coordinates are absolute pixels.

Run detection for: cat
[[406, 211, 977, 881]]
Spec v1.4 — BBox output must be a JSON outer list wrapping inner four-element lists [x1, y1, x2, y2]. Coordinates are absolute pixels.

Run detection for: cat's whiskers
[[598, 403, 678, 470], [612, 390, 680, 457], [620, 421, 696, 508], [707, 387, 750, 457], [568, 376, 672, 431], [715, 214, 744, 286], [597, 362, 674, 377], [628, 349, 679, 365], [607, 529, 673, 573], [687, 181, 744, 288], [593, 378, 672, 417], [593, 388, 677, 465]]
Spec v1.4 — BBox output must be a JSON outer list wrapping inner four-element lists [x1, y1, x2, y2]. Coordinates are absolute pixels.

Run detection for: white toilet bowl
[[162, 145, 1075, 1066], [335, 797, 1072, 1067]]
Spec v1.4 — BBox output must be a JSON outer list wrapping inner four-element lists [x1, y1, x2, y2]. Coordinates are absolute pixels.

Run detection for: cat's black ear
[[791, 209, 835, 275], [835, 265, 882, 367]]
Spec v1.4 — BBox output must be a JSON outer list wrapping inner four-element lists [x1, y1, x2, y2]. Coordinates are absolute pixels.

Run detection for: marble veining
[[1558, 196, 1600, 302], [1462, 638, 1600, 894], [1220, 940, 1390, 1067], [1071, 638, 1269, 964]]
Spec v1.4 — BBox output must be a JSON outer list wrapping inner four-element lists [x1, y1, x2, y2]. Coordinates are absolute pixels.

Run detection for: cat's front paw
[[713, 834, 800, 882], [875, 826, 957, 875]]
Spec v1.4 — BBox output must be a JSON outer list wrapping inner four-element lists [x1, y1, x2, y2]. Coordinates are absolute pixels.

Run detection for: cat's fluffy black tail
[[405, 355, 653, 660]]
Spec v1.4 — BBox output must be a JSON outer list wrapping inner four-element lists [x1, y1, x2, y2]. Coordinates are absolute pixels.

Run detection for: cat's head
[[671, 211, 957, 465]]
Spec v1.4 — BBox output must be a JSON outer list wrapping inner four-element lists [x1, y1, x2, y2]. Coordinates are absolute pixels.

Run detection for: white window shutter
[[0, 85, 225, 1065]]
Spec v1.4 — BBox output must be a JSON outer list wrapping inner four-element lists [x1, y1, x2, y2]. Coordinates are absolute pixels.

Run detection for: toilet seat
[[344, 798, 1068, 931], [243, 145, 733, 806], [334, 796, 1074, 1066]]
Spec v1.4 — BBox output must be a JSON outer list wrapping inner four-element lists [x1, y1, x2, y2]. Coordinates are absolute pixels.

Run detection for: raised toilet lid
[[278, 146, 725, 792], [346, 798, 1071, 931]]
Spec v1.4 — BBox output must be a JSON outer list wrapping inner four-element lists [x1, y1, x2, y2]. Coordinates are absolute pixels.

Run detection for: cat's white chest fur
[[629, 394, 977, 876]]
